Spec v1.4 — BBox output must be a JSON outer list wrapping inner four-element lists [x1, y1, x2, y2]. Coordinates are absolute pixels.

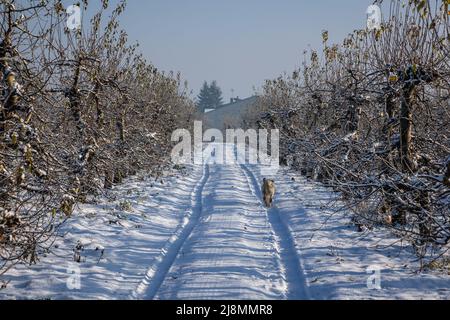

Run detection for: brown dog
[[262, 178, 276, 208]]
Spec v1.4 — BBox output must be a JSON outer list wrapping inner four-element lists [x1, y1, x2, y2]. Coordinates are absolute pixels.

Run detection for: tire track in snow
[[240, 163, 311, 300], [129, 164, 210, 300], [238, 163, 288, 299], [154, 163, 286, 300]]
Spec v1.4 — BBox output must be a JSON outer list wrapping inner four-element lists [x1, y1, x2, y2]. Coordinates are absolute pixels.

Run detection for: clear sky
[[82, 0, 375, 102]]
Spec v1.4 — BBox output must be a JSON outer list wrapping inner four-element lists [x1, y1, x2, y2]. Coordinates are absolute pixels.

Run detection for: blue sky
[[78, 0, 375, 101]]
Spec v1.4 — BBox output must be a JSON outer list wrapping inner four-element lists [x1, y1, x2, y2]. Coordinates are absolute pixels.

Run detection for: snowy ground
[[0, 145, 449, 300]]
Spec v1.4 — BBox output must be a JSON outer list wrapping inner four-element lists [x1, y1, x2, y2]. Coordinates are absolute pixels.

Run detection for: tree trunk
[[117, 112, 125, 142], [0, 34, 17, 134], [400, 86, 416, 172], [104, 170, 113, 189], [113, 169, 123, 184], [444, 157, 450, 187], [385, 93, 396, 119], [344, 105, 361, 134]]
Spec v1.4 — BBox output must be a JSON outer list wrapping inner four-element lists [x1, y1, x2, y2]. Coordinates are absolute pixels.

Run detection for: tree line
[[0, 0, 195, 276], [256, 0, 449, 268]]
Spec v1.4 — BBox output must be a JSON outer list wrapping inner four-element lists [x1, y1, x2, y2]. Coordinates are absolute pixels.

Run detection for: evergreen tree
[[196, 80, 224, 112], [196, 81, 211, 113], [209, 81, 223, 109]]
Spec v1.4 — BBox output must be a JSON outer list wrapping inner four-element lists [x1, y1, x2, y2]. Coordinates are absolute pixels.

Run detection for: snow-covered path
[[1, 145, 449, 300], [148, 162, 309, 300]]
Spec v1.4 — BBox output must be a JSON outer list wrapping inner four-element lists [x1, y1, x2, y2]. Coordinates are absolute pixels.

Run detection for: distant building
[[203, 96, 259, 131]]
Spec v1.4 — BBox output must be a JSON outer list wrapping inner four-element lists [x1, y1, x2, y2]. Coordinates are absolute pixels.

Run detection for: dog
[[262, 178, 276, 208]]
